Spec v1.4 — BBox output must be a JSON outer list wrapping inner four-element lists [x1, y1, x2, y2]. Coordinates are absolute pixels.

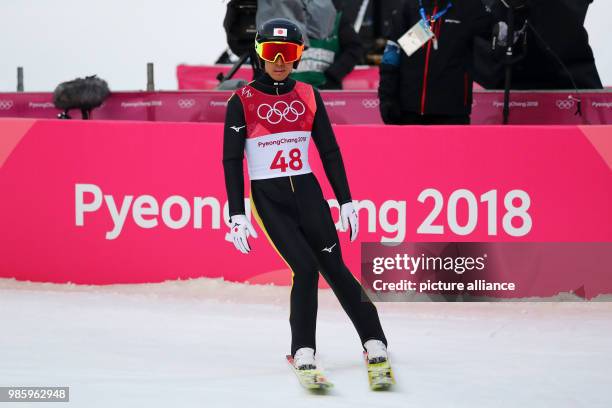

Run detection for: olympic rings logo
[[257, 101, 305, 124], [556, 99, 575, 110], [0, 100, 14, 110], [361, 99, 379, 109], [178, 99, 196, 109]]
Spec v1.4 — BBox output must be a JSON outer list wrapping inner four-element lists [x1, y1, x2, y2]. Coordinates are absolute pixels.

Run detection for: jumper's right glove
[[226, 214, 258, 254]]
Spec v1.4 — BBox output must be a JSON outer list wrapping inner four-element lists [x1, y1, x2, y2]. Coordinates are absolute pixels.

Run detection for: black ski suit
[[223, 73, 387, 356]]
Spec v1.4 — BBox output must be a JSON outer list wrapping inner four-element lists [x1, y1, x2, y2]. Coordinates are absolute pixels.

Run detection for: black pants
[[399, 111, 471, 125], [250, 173, 387, 356]]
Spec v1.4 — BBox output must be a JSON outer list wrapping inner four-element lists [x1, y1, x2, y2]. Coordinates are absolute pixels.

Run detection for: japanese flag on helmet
[[273, 27, 288, 37]]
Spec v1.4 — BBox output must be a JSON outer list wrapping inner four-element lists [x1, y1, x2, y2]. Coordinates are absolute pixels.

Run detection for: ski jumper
[[223, 73, 387, 356]]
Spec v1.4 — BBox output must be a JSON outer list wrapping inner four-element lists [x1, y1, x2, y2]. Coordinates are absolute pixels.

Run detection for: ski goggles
[[255, 40, 304, 63]]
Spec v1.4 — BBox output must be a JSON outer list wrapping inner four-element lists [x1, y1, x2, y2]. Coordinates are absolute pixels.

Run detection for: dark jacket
[[378, 0, 492, 123], [321, 10, 364, 89]]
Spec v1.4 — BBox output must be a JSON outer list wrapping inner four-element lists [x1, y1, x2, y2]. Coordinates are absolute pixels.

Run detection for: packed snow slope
[[1, 278, 611, 408]]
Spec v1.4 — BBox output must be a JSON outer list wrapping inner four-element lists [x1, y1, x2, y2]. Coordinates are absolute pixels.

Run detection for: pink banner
[[1, 90, 611, 125], [176, 64, 380, 91], [0, 119, 611, 298]]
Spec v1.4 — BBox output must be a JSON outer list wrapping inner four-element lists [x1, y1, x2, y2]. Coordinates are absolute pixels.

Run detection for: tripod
[[500, 0, 528, 124], [498, 0, 582, 124], [216, 52, 251, 83]]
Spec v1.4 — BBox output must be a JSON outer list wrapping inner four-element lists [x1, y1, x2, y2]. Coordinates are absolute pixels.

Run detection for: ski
[[286, 355, 333, 390], [364, 351, 395, 390]]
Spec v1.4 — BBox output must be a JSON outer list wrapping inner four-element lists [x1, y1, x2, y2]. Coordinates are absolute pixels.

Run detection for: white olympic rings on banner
[[178, 99, 196, 109], [556, 100, 575, 110], [257, 101, 305, 124], [0, 100, 14, 110], [361, 99, 380, 109]]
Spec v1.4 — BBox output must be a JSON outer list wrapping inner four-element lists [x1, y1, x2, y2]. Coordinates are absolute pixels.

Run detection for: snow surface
[[1, 277, 611, 408]]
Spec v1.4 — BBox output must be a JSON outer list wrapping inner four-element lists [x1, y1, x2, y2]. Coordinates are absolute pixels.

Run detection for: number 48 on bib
[[270, 148, 303, 172]]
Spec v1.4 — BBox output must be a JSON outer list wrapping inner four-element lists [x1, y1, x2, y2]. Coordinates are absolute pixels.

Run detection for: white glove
[[340, 202, 359, 242], [227, 214, 258, 254]]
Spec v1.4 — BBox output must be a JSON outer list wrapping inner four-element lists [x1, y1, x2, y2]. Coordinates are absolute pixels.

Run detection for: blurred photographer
[[379, 0, 493, 125]]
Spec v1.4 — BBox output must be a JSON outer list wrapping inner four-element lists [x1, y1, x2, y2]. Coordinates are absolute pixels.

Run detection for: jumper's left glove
[[340, 202, 359, 242]]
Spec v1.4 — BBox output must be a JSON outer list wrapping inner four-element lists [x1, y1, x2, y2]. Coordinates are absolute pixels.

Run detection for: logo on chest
[[241, 87, 253, 98], [257, 100, 306, 124]]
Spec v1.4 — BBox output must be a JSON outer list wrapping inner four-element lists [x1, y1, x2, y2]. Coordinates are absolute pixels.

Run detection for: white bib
[[245, 131, 313, 180]]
